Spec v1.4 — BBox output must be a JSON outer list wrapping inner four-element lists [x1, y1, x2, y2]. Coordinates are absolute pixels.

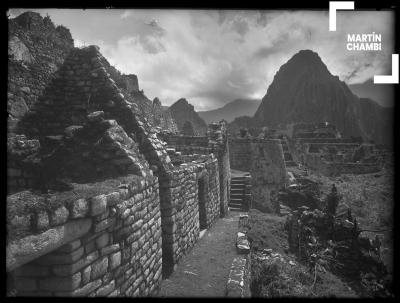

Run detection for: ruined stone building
[[291, 123, 382, 176], [7, 12, 230, 297]]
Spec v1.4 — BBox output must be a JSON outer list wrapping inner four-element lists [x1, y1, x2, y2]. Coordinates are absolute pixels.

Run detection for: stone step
[[231, 177, 246, 181], [231, 180, 245, 183], [231, 181, 245, 185], [229, 203, 243, 208], [231, 184, 245, 188], [230, 196, 243, 201], [231, 182, 245, 187], [229, 206, 242, 212]]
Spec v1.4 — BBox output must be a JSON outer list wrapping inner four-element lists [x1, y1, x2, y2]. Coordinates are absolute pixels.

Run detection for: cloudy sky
[[9, 9, 395, 110]]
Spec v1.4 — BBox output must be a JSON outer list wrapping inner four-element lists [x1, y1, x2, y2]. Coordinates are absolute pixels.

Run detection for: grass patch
[[248, 209, 358, 298]]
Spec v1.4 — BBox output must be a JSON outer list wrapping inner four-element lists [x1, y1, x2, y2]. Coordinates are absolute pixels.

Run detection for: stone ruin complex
[[290, 123, 384, 176], [8, 11, 391, 298], [7, 12, 230, 297]]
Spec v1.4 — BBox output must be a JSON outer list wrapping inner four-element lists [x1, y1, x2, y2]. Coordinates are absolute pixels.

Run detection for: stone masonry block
[[36, 211, 49, 231], [94, 217, 115, 233], [52, 251, 99, 276], [101, 244, 120, 256], [69, 199, 89, 218], [39, 272, 81, 292], [109, 252, 121, 270], [49, 206, 69, 226], [90, 195, 107, 216], [95, 233, 109, 249], [14, 277, 37, 292], [91, 257, 108, 280], [37, 246, 84, 265], [58, 239, 81, 253]]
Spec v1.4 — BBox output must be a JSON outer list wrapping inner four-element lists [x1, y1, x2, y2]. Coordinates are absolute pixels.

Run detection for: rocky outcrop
[[169, 98, 208, 136], [8, 12, 74, 125]]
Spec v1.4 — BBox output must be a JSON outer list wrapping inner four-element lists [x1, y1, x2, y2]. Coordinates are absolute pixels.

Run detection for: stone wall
[[208, 122, 231, 217], [162, 135, 209, 147], [7, 174, 162, 297], [7, 135, 40, 194], [160, 164, 200, 276], [161, 122, 230, 218], [229, 138, 287, 213], [249, 139, 287, 212], [304, 154, 381, 177], [157, 125, 228, 276], [229, 138, 252, 171]]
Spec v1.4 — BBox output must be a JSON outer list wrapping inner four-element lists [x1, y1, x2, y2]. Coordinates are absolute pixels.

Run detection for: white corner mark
[[329, 1, 354, 31], [374, 54, 399, 84]]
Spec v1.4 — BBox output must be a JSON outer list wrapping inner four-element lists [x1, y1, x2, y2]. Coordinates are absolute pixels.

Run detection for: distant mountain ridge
[[198, 98, 261, 124], [230, 49, 392, 146], [169, 98, 208, 135]]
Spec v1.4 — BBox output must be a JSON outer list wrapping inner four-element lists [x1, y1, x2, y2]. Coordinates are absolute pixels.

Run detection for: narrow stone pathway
[[157, 211, 242, 297]]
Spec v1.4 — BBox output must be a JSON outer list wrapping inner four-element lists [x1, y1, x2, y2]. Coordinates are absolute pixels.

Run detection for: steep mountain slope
[[250, 49, 392, 145], [169, 98, 208, 135], [349, 79, 394, 108], [198, 98, 261, 124], [357, 98, 393, 146]]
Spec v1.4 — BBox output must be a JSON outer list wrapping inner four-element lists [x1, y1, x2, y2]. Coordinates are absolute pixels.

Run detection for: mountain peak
[[249, 50, 392, 145], [292, 49, 321, 61], [169, 98, 207, 135], [175, 98, 189, 105], [277, 49, 330, 78]]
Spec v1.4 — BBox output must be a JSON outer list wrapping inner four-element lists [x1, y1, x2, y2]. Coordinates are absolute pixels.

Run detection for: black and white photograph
[[6, 2, 397, 298]]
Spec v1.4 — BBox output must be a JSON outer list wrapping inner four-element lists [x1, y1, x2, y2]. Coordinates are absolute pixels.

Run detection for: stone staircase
[[229, 176, 250, 211], [280, 137, 297, 167]]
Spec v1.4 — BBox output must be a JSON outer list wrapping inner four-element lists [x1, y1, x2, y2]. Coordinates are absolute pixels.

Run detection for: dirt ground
[[157, 211, 243, 297]]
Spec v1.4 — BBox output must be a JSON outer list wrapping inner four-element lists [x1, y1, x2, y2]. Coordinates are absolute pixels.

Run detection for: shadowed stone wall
[[229, 138, 287, 213]]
